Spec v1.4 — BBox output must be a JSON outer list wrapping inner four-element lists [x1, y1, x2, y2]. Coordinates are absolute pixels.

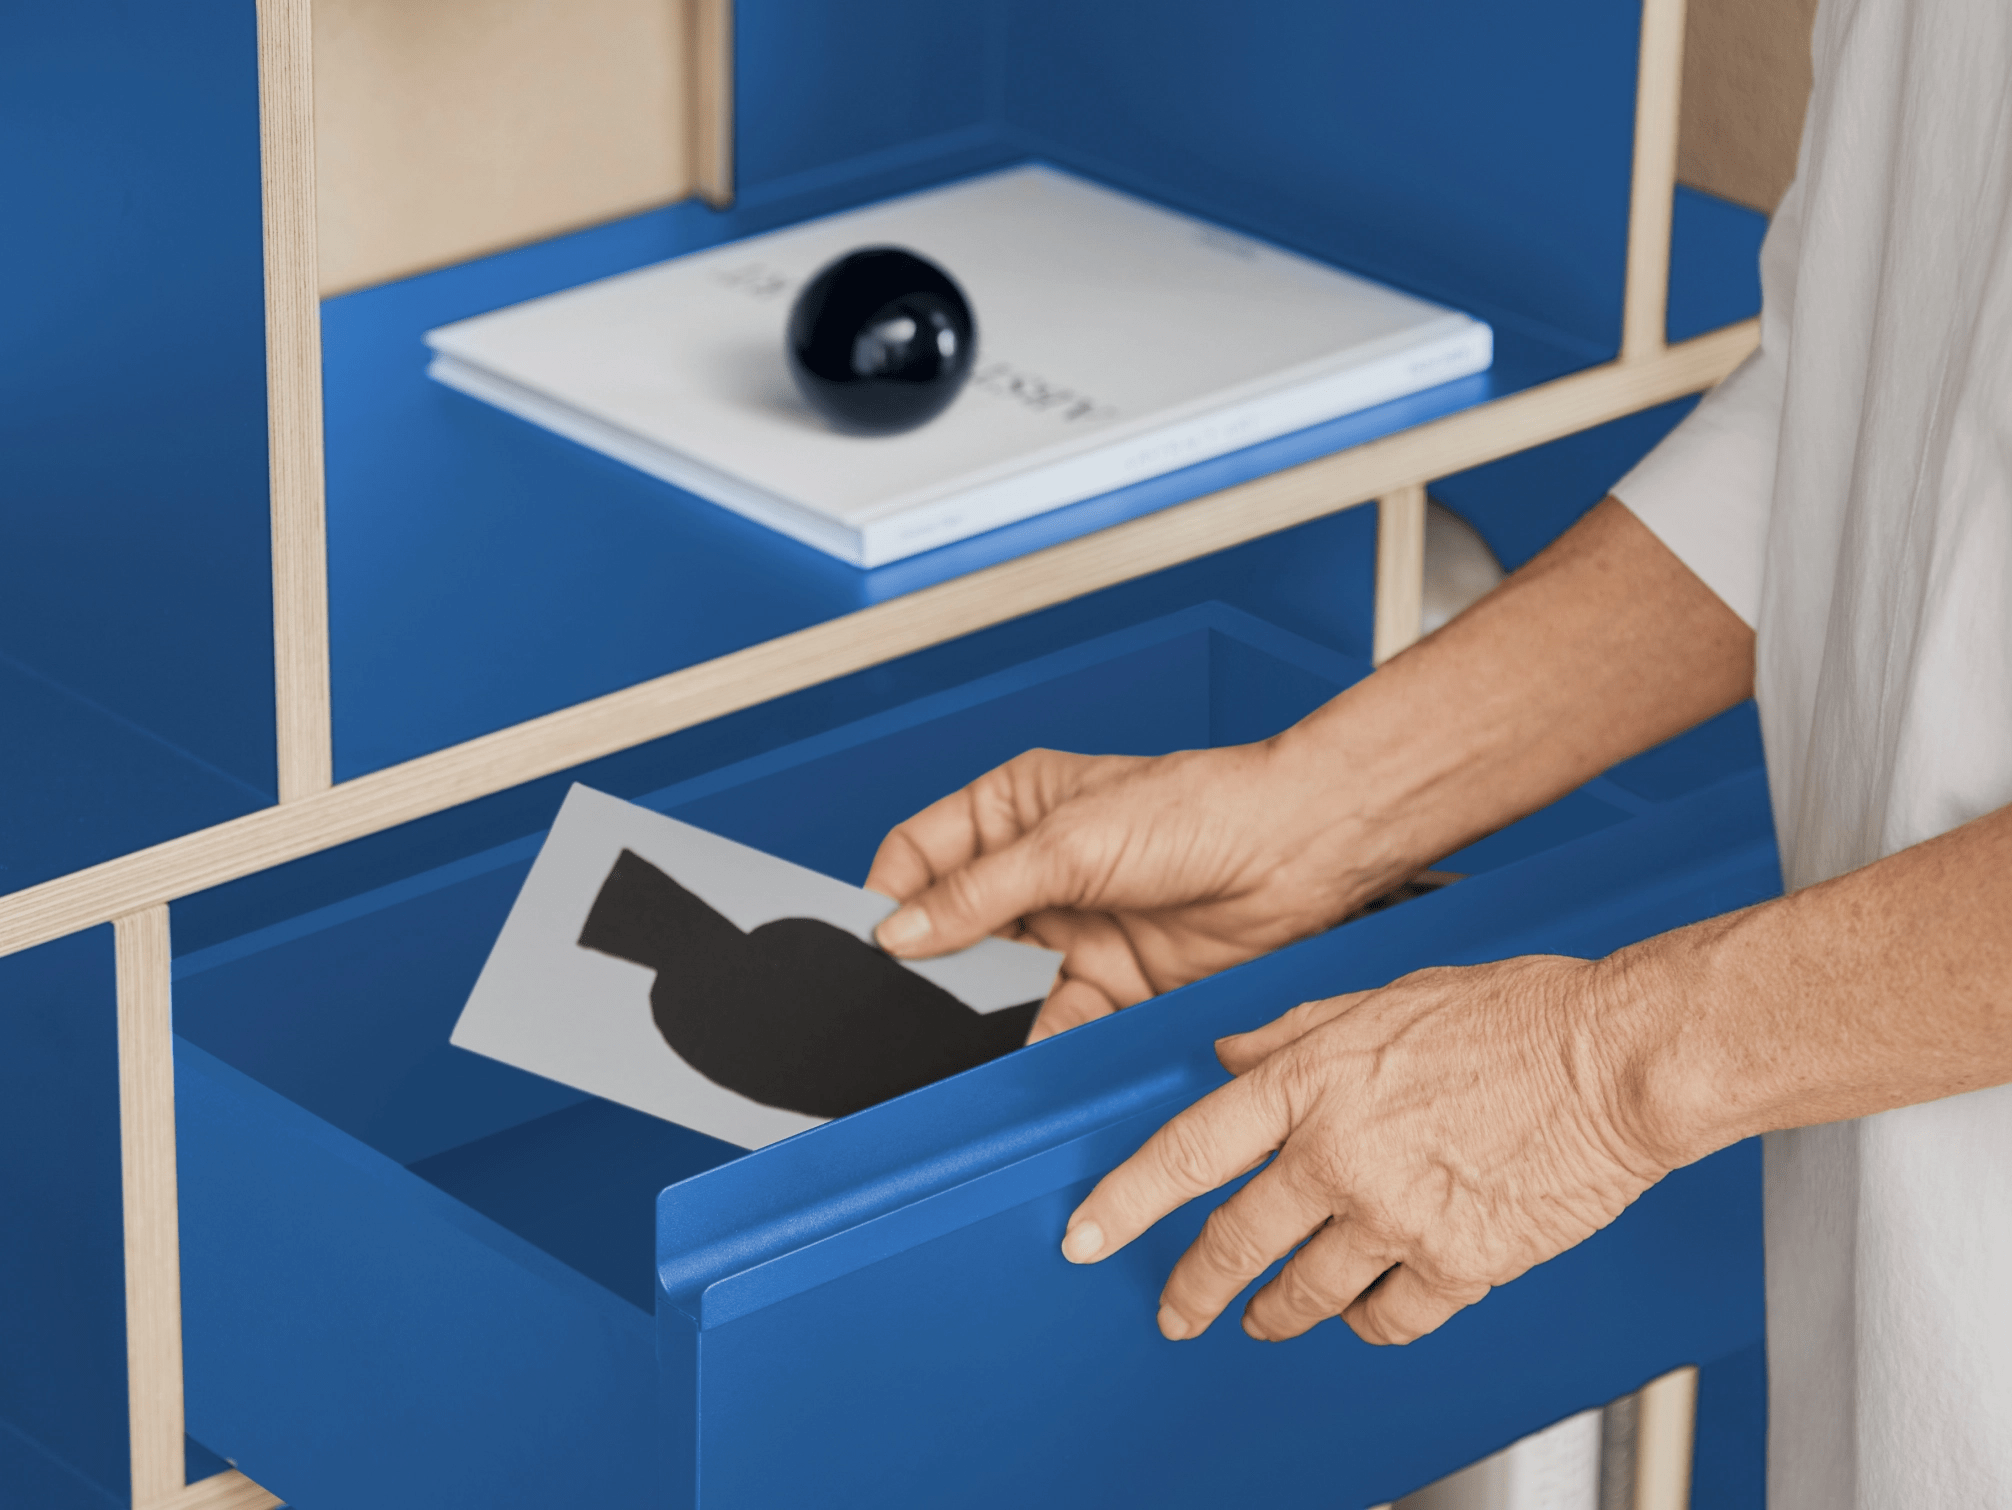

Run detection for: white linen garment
[[1613, 0, 2012, 1502]]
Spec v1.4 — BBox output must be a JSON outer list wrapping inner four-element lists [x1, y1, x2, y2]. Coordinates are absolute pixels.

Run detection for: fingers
[[1215, 992, 1364, 1075], [1151, 1160, 1334, 1338], [876, 830, 1082, 957], [1341, 1264, 1488, 1346], [1240, 1221, 1395, 1342], [1060, 1073, 1291, 1272], [865, 749, 1119, 906], [1028, 975, 1119, 1042]]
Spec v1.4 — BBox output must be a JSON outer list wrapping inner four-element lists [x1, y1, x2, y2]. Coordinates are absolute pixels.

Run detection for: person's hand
[[1057, 952, 1680, 1344], [865, 742, 1420, 1040]]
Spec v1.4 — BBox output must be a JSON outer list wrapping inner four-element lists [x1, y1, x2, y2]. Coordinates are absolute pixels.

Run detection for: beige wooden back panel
[[315, 0, 694, 294]]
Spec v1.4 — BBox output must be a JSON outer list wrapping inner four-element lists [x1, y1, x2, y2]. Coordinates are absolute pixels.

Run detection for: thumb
[[1215, 992, 1364, 1074], [874, 831, 1076, 958]]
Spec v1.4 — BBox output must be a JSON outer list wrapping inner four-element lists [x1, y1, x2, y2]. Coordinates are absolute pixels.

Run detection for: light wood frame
[[21, 1, 1729, 1502]]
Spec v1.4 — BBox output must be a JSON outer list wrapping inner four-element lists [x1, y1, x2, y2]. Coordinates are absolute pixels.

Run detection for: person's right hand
[[865, 740, 1417, 1039]]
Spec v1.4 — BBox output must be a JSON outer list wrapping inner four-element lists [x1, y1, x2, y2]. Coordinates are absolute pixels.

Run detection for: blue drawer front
[[658, 770, 1779, 1505]]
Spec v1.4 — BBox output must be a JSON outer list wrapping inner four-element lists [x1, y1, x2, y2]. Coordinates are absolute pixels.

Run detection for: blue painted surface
[[0, 657, 271, 898], [1003, 0, 1640, 358], [1693, 1339, 1769, 1510], [177, 1042, 666, 1510], [0, 929, 127, 1506], [1669, 185, 1769, 346], [173, 607, 1773, 1507], [0, 2, 275, 895]]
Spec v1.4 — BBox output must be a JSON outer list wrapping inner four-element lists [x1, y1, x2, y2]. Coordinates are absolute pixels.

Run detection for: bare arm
[[868, 498, 1755, 1036], [1625, 801, 2012, 1160], [1268, 495, 1755, 888]]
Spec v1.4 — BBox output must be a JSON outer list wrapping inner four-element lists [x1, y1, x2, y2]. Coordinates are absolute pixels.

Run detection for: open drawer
[[172, 603, 1777, 1507]]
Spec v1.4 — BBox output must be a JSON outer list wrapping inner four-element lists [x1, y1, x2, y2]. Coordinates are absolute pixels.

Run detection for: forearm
[[1270, 498, 1755, 884], [1611, 803, 2012, 1165]]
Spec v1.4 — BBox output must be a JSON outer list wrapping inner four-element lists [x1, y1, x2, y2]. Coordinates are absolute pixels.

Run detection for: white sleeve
[[1611, 166, 1807, 630]]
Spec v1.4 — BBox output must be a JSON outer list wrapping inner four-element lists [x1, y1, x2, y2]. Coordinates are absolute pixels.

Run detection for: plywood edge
[[156, 1469, 285, 1510], [0, 322, 1756, 961], [689, 0, 735, 206], [258, 0, 334, 801], [1633, 1364, 1699, 1510], [1624, 0, 1690, 362], [115, 907, 186, 1509], [1372, 484, 1429, 665]]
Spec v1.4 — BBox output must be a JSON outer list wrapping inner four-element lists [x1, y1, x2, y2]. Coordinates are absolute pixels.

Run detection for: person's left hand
[[1056, 952, 1683, 1345]]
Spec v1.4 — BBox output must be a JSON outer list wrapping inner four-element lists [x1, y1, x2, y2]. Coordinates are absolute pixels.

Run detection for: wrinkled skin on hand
[[1059, 953, 1670, 1346], [866, 744, 1411, 1040]]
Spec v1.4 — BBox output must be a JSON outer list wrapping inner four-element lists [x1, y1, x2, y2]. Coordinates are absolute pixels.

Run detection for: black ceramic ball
[[785, 246, 976, 436]]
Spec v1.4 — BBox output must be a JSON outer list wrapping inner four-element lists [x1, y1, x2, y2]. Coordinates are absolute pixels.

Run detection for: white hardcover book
[[426, 165, 1492, 568]]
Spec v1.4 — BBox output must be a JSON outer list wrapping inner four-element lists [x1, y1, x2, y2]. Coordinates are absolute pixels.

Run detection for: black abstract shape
[[577, 849, 1037, 1119]]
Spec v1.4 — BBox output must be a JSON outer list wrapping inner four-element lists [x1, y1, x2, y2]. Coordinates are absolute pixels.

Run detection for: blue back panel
[[0, 3, 275, 803], [0, 929, 127, 1506], [1669, 185, 1769, 344], [1004, 0, 1642, 356], [733, 0, 1003, 196], [0, 657, 272, 899]]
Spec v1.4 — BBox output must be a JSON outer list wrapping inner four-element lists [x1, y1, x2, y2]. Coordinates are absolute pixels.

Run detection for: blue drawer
[[172, 604, 1777, 1508]]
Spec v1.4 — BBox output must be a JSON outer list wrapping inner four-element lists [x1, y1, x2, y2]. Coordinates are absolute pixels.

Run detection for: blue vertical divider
[[0, 2, 276, 895]]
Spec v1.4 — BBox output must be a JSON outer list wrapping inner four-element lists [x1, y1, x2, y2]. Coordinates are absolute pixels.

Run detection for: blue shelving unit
[[2, 1, 1776, 1504]]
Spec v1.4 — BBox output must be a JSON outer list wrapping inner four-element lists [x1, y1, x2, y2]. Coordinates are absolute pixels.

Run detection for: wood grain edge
[[1633, 1364, 1699, 1510], [1372, 483, 1428, 665], [157, 1469, 286, 1510], [258, 0, 334, 802], [0, 323, 1755, 962], [116, 907, 186, 1509], [1624, 0, 1690, 362], [688, 0, 734, 206]]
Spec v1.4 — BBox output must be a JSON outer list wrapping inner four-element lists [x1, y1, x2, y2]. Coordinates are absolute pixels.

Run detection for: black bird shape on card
[[576, 848, 1039, 1120]]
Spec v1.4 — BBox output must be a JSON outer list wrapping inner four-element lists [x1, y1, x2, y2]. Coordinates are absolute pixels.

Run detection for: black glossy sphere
[[785, 246, 976, 436]]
